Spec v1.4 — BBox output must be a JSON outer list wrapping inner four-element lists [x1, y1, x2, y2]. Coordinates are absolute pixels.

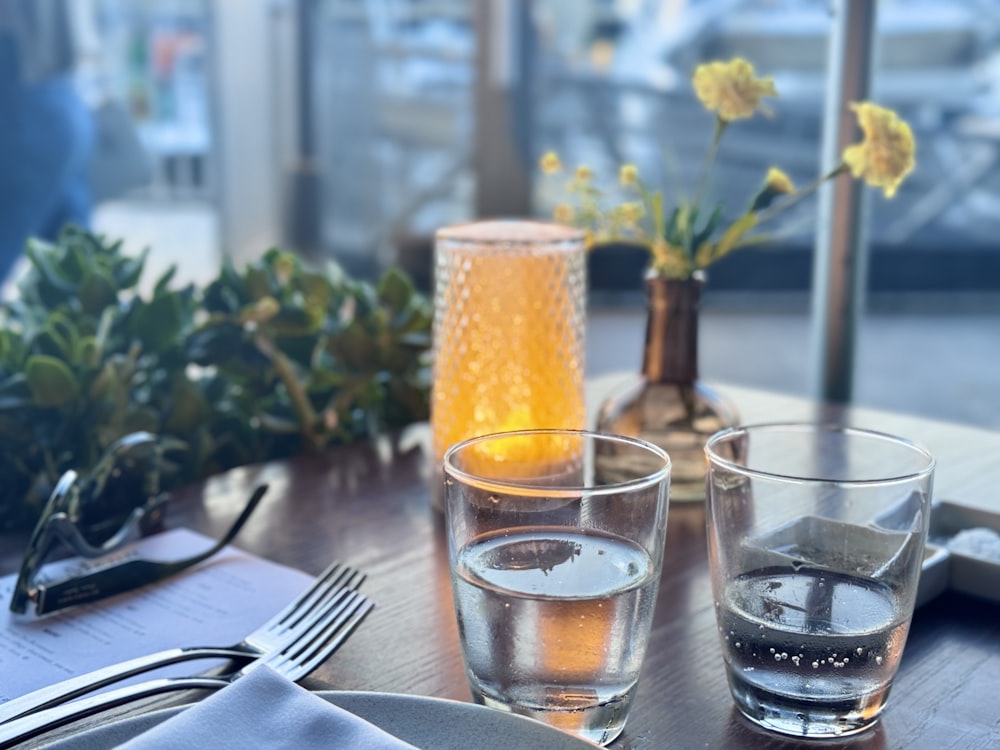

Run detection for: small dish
[[744, 513, 949, 607], [929, 501, 1000, 603]]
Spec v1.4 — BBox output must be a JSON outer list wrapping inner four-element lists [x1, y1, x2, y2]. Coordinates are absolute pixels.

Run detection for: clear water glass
[[444, 429, 670, 746], [706, 423, 935, 738]]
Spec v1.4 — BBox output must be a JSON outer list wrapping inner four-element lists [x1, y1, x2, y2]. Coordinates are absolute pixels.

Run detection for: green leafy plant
[[0, 227, 431, 532]]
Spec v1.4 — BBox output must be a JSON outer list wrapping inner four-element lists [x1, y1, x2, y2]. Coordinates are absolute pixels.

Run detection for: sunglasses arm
[[19, 484, 267, 616]]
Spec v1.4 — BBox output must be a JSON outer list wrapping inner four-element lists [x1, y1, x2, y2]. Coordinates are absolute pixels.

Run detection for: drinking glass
[[705, 423, 935, 738], [431, 220, 587, 510], [444, 429, 670, 746]]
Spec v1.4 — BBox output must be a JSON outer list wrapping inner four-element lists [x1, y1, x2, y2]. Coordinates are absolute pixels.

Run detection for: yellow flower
[[553, 203, 575, 224], [693, 58, 777, 122], [841, 102, 915, 198], [540, 151, 562, 175], [765, 167, 795, 194], [614, 201, 644, 227], [650, 238, 670, 267], [650, 239, 690, 279], [536, 61, 917, 282]]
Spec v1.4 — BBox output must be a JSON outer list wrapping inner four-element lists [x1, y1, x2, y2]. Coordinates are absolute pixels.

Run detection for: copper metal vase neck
[[641, 276, 702, 384]]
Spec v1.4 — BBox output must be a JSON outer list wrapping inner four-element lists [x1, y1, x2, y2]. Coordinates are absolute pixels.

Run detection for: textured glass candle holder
[[430, 220, 587, 510]]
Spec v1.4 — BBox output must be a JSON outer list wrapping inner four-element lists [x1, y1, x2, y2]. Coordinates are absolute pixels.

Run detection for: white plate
[[39, 691, 602, 749]]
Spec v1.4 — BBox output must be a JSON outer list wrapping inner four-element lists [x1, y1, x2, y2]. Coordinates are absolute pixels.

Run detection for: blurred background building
[[26, 0, 1000, 427]]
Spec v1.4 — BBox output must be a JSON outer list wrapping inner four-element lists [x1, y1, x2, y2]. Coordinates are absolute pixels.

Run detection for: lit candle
[[431, 220, 586, 506]]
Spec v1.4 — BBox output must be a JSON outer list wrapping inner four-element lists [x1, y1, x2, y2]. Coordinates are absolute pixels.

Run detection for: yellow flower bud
[[540, 151, 562, 175], [765, 167, 795, 195], [619, 164, 639, 186], [553, 203, 575, 224], [615, 202, 644, 226]]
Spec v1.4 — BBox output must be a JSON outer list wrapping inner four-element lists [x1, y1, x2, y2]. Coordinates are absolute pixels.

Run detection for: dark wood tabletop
[[3, 381, 999, 749]]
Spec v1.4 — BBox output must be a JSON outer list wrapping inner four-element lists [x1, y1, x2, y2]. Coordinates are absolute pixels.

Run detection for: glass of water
[[706, 423, 935, 738], [443, 429, 670, 746]]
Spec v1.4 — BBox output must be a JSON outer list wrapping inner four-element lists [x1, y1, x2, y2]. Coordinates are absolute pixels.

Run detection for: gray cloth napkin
[[118, 665, 419, 749]]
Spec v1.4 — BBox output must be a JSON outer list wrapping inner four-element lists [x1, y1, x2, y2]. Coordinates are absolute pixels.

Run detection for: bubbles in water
[[876, 656, 884, 665]]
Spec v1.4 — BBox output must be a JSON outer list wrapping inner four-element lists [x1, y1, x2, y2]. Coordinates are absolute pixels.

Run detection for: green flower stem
[[692, 117, 728, 226]]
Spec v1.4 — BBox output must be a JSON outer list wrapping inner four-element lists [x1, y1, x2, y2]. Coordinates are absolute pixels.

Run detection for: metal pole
[[286, 0, 323, 259], [809, 0, 877, 403], [473, 0, 533, 218]]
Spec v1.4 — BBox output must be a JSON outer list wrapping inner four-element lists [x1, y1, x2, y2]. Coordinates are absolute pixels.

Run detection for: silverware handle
[[0, 646, 250, 725], [0, 675, 229, 749]]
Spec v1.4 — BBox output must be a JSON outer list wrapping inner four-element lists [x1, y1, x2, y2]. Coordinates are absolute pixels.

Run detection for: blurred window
[[529, 0, 1000, 295], [95, 0, 213, 200], [311, 0, 999, 295]]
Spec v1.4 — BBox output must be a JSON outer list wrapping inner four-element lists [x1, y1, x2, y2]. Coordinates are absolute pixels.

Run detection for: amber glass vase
[[596, 273, 738, 502]]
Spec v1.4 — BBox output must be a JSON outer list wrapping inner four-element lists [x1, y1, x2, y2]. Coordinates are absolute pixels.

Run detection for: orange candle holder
[[430, 220, 587, 509]]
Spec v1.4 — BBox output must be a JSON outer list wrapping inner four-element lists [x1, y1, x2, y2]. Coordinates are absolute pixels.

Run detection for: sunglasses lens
[[78, 442, 165, 546]]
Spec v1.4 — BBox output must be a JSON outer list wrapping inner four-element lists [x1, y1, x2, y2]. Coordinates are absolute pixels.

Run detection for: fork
[[0, 590, 374, 748], [0, 560, 363, 725]]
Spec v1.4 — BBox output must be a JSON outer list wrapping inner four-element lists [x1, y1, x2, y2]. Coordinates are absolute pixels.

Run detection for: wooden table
[[3, 382, 999, 749]]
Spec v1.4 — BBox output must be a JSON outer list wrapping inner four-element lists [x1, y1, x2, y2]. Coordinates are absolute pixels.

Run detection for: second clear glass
[[706, 423, 935, 738]]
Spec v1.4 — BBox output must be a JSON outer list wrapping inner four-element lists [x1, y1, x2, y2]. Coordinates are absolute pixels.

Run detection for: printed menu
[[0, 528, 312, 701]]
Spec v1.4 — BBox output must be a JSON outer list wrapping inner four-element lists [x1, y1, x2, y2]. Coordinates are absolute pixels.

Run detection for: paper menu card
[[0, 528, 313, 702]]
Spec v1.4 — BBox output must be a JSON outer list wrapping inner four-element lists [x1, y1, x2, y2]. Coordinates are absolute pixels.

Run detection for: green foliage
[[0, 227, 432, 532]]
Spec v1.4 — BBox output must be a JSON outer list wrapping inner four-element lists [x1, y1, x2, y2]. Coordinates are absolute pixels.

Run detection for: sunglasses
[[9, 432, 266, 616]]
